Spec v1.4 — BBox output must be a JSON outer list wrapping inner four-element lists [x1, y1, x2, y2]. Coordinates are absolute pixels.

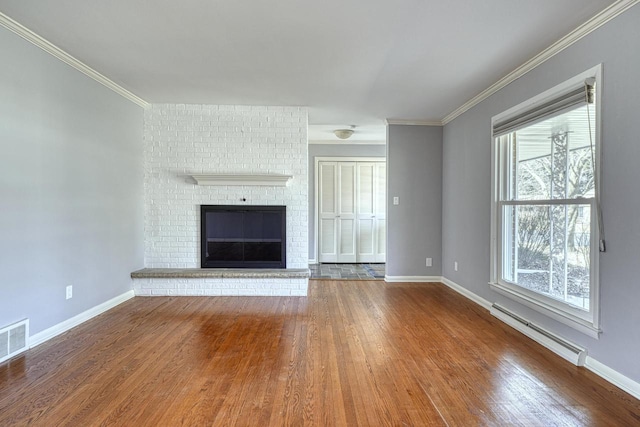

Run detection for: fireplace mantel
[[190, 173, 293, 186]]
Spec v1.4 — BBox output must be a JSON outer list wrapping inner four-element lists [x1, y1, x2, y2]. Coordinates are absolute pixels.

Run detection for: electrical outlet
[[426, 257, 432, 267], [454, 261, 458, 272], [393, 196, 399, 205], [66, 285, 73, 300]]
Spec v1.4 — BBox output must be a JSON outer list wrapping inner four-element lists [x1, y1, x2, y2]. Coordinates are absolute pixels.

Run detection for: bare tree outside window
[[502, 105, 595, 310]]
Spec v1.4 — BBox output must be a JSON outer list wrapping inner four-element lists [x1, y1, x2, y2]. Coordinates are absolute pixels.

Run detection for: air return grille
[[0, 319, 29, 364]]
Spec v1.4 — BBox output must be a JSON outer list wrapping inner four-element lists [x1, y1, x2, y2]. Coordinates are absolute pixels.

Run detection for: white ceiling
[[0, 0, 615, 133]]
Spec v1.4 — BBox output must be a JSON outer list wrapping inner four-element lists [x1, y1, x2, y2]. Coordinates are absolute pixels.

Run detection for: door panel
[[337, 163, 357, 262], [358, 163, 374, 215], [318, 163, 338, 262], [320, 163, 336, 215], [318, 160, 385, 264], [357, 163, 377, 262], [339, 219, 356, 261], [320, 219, 336, 259], [339, 163, 355, 215], [358, 219, 375, 260]]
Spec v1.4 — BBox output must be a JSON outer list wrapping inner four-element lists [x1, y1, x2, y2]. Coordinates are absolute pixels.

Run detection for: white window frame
[[490, 65, 602, 338]]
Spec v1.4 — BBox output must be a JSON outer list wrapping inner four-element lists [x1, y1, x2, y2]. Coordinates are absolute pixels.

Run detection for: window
[[490, 66, 602, 337]]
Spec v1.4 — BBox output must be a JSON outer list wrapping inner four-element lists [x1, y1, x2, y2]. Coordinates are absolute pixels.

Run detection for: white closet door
[[318, 162, 338, 262], [356, 163, 376, 262], [318, 160, 385, 264], [374, 162, 386, 262], [337, 163, 357, 262]]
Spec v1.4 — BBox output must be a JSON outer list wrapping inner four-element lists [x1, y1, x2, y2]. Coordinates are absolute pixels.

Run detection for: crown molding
[[0, 11, 149, 108], [3, 0, 636, 119], [385, 119, 443, 126], [442, 0, 640, 125]]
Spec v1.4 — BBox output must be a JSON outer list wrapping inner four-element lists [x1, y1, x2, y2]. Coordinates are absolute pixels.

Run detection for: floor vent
[[0, 319, 29, 364], [490, 304, 586, 366]]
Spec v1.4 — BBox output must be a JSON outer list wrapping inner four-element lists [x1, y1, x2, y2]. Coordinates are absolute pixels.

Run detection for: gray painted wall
[[387, 126, 442, 276], [0, 27, 144, 337], [442, 5, 640, 382], [308, 143, 386, 261]]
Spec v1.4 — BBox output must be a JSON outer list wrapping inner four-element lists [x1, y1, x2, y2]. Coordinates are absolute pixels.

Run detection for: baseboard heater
[[490, 304, 587, 366], [0, 319, 29, 364]]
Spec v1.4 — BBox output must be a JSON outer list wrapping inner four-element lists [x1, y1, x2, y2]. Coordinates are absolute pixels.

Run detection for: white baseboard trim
[[440, 275, 640, 400], [384, 275, 443, 283], [585, 356, 640, 400], [29, 290, 135, 348], [308, 259, 317, 265], [440, 277, 492, 310]]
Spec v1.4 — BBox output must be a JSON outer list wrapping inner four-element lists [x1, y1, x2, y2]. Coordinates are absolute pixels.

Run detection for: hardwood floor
[[1, 281, 639, 426]]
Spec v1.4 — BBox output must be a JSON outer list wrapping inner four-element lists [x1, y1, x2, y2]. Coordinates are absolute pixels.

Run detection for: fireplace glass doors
[[201, 205, 286, 268]]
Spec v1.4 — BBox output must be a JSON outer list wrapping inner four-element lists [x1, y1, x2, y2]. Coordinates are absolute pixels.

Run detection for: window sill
[[489, 281, 601, 339]]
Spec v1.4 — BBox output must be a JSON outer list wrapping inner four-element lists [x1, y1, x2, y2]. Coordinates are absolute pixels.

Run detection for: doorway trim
[[313, 156, 386, 264]]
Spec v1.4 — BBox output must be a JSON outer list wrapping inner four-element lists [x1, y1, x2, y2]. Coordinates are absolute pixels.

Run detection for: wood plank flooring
[[1, 280, 639, 426]]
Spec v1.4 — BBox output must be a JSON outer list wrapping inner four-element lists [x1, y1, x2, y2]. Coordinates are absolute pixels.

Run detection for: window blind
[[492, 82, 594, 138]]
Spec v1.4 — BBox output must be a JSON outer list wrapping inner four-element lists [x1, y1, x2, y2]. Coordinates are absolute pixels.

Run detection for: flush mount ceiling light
[[334, 126, 355, 139]]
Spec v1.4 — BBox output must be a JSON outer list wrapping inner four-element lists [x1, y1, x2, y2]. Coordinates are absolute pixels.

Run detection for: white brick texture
[[133, 278, 308, 297], [142, 104, 309, 295]]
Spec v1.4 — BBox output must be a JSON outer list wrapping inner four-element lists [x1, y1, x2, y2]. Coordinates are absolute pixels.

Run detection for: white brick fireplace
[[135, 104, 309, 296]]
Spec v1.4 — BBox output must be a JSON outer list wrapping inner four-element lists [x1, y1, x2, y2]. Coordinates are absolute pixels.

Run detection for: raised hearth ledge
[[131, 268, 309, 296], [131, 268, 310, 279]]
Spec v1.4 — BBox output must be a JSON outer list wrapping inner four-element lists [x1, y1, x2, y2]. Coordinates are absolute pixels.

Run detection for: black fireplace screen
[[201, 205, 286, 268]]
